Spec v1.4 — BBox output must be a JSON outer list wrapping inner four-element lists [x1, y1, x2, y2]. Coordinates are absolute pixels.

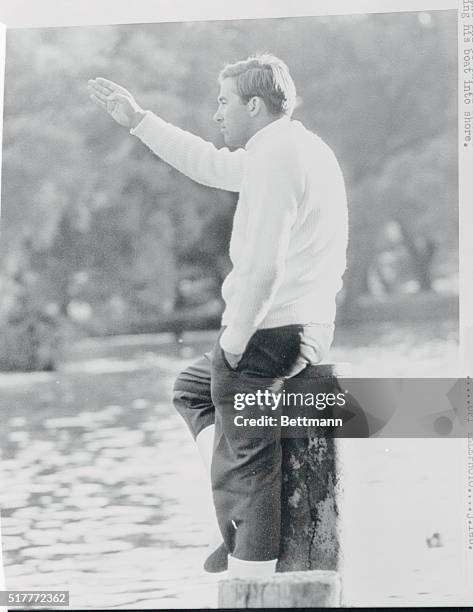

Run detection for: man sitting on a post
[[88, 54, 348, 579]]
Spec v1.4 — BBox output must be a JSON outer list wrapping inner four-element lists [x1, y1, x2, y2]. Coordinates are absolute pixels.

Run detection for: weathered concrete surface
[[219, 570, 341, 608], [278, 435, 341, 572], [277, 365, 347, 573]]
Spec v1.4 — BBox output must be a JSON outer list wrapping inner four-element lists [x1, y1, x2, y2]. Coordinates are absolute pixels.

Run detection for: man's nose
[[213, 109, 222, 124]]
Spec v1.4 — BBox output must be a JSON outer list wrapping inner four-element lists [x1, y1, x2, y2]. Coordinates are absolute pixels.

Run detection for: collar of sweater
[[245, 115, 291, 151]]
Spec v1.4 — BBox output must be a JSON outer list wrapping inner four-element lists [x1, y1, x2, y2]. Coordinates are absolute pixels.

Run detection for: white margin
[[0, 0, 459, 29], [459, 1, 473, 378], [459, 0, 473, 601]]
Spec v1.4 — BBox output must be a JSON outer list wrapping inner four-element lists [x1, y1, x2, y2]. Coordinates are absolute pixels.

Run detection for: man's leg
[[209, 325, 315, 576], [172, 325, 330, 575], [172, 354, 215, 442], [173, 354, 229, 571]]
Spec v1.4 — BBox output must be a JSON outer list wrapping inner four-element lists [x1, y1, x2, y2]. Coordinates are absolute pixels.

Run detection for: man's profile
[[88, 54, 348, 578]]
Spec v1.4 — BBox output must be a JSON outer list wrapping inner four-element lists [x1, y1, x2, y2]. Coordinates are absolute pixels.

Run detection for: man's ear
[[247, 96, 263, 116]]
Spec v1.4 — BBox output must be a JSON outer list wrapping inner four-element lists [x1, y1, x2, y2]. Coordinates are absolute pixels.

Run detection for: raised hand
[[87, 77, 145, 129]]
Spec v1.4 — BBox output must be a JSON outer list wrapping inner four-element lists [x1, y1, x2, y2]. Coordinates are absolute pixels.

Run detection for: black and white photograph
[[0, 0, 471, 608]]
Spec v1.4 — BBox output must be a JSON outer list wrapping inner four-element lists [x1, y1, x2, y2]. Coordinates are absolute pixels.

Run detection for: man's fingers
[[95, 77, 128, 95], [87, 80, 113, 98], [111, 93, 128, 104], [94, 77, 117, 92], [89, 93, 107, 110], [87, 83, 123, 104], [87, 87, 108, 103]]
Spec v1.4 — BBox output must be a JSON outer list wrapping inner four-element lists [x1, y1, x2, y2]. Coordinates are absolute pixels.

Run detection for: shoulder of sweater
[[254, 122, 331, 156], [246, 144, 303, 185], [248, 129, 302, 164], [249, 136, 334, 182]]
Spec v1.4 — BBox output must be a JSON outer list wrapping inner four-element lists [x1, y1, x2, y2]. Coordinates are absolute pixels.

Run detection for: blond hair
[[219, 54, 297, 116]]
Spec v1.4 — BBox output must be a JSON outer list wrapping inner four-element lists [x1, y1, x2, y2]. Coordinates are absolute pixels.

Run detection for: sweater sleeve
[[219, 149, 303, 355], [130, 111, 245, 192]]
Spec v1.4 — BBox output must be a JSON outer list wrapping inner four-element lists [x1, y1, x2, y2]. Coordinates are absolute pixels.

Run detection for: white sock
[[227, 556, 277, 579], [195, 425, 215, 473]]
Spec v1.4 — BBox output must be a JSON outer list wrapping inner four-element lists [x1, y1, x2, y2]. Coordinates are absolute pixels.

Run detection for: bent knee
[[172, 371, 210, 412]]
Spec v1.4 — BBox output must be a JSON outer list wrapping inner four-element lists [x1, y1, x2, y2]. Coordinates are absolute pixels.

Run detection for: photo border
[[0, 0, 470, 605]]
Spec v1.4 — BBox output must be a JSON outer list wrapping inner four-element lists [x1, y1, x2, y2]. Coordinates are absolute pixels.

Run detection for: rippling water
[[0, 336, 222, 608], [0, 322, 470, 608]]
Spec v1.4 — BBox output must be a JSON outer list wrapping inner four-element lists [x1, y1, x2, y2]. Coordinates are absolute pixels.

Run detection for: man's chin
[[223, 135, 243, 150]]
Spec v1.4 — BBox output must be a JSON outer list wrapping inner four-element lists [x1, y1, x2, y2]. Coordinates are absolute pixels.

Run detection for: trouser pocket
[[235, 325, 312, 379]]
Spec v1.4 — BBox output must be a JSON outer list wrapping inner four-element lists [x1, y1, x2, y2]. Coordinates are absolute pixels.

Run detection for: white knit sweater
[[131, 112, 348, 355]]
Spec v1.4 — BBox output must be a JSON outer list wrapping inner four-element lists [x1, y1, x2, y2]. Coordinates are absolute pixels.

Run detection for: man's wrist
[[220, 326, 252, 356], [130, 109, 146, 130]]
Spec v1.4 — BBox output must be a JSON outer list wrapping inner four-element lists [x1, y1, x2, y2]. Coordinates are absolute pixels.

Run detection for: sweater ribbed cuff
[[129, 110, 155, 135], [130, 110, 173, 138]]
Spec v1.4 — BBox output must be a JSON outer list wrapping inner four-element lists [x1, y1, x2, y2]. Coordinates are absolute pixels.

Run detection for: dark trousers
[[172, 324, 331, 561]]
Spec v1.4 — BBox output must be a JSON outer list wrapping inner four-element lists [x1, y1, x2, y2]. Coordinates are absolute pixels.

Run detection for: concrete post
[[219, 570, 341, 608]]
